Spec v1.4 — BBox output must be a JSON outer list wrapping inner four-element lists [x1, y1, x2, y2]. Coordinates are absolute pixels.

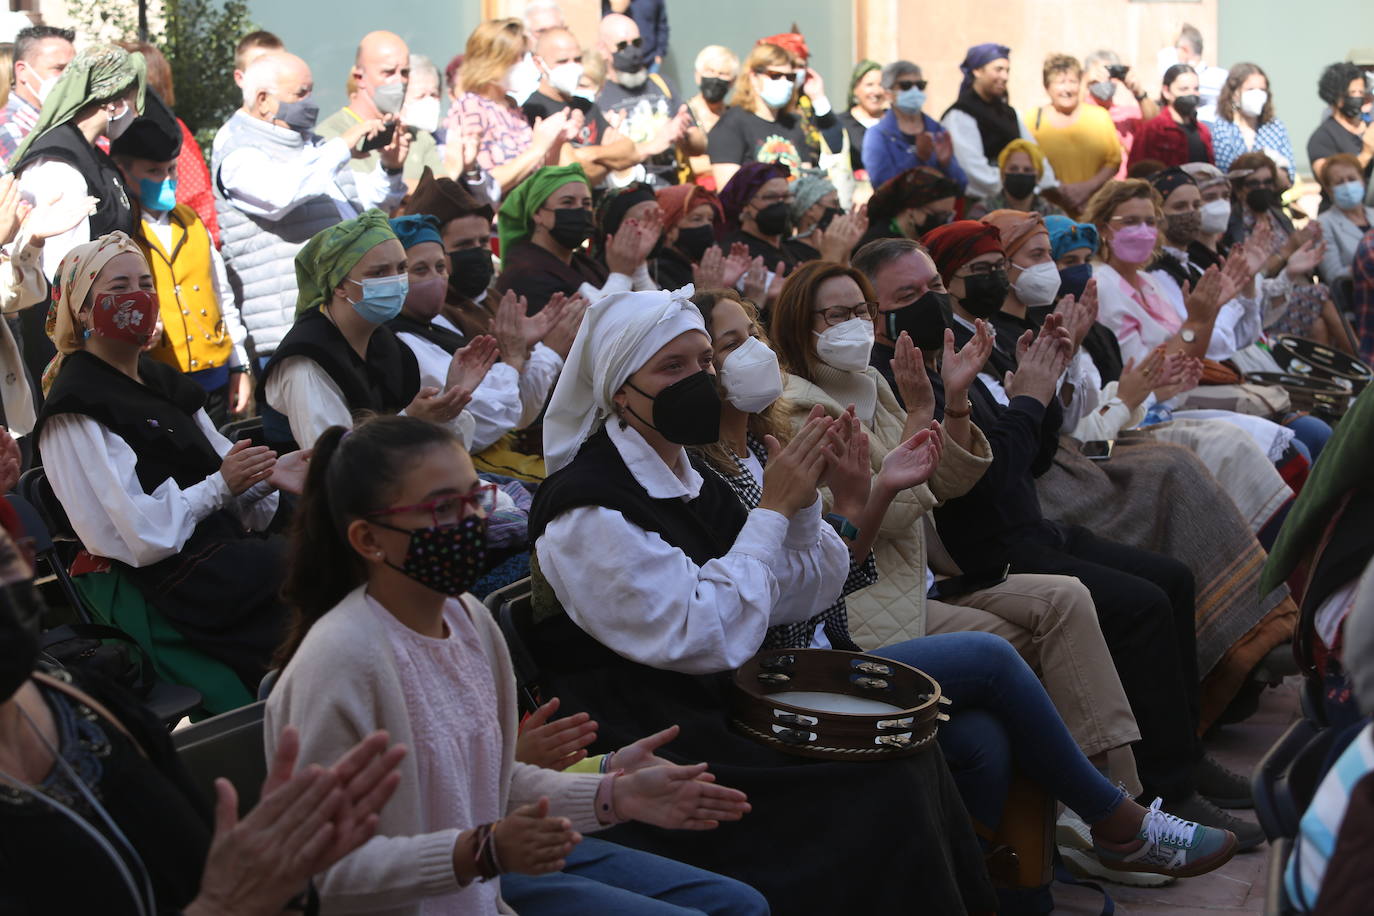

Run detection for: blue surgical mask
[[894, 85, 926, 114], [1333, 179, 1366, 210], [346, 274, 409, 323], [138, 177, 177, 212], [759, 75, 795, 109]]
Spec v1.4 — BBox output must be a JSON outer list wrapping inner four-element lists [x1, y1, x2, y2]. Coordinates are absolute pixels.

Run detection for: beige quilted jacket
[[782, 365, 991, 649]]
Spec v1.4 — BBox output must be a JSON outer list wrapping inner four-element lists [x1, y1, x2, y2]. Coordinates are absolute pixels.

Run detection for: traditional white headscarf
[[543, 285, 705, 473]]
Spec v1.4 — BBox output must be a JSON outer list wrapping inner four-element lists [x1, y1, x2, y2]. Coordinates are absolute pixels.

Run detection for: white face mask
[[105, 101, 133, 140], [548, 61, 585, 98], [505, 53, 542, 104], [19, 66, 60, 106], [1199, 198, 1232, 235], [1011, 261, 1062, 308], [814, 317, 876, 373], [719, 335, 784, 413], [402, 96, 440, 133], [1239, 88, 1268, 119]]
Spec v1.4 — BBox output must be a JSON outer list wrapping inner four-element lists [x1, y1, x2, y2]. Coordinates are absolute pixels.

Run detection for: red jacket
[[1128, 110, 1213, 169]]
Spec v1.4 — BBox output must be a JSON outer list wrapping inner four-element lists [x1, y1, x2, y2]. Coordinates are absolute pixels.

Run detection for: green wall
[[244, 0, 484, 118], [1218, 0, 1374, 176], [245, 0, 854, 136]]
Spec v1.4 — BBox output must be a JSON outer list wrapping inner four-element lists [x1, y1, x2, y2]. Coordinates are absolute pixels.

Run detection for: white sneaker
[[1056, 810, 1175, 888]]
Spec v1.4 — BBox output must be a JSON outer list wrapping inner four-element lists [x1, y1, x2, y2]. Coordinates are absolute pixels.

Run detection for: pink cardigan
[[266, 585, 606, 916]]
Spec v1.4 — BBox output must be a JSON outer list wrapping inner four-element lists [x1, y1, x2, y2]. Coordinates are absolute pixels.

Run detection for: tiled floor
[[1053, 678, 1301, 915]]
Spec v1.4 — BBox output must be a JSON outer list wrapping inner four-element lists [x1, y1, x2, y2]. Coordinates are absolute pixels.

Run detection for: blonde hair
[[1042, 53, 1080, 87], [460, 18, 526, 95], [731, 43, 794, 115], [1081, 179, 1164, 263], [581, 45, 606, 90], [695, 44, 739, 76]]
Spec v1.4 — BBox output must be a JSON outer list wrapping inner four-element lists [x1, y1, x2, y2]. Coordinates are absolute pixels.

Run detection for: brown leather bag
[[976, 771, 1055, 889]]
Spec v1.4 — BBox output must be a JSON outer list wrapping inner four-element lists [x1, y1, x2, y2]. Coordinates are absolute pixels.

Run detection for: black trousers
[[1005, 525, 1202, 801]]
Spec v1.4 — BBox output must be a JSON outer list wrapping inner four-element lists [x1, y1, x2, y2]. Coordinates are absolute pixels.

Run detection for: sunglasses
[[894, 79, 928, 92], [613, 37, 644, 52]]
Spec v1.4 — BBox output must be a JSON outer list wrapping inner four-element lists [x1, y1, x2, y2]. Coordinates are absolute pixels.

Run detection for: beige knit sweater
[[265, 585, 606, 916], [782, 365, 992, 648]]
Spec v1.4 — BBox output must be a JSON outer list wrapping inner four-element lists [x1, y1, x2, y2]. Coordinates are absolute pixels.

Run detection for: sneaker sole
[[1059, 846, 1176, 887], [1099, 831, 1240, 879]]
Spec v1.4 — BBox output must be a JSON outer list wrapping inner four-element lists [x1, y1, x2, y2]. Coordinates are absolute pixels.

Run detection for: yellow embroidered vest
[[142, 204, 232, 373]]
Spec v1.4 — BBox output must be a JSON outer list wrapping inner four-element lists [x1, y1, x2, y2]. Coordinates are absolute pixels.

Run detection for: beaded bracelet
[[472, 823, 501, 881]]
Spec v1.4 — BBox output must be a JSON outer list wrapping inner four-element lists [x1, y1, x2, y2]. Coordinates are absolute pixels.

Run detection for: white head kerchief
[[543, 284, 705, 473]]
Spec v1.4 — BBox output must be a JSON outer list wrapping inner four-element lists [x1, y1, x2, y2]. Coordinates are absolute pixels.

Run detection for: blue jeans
[[873, 631, 1126, 829], [500, 836, 770, 915], [1284, 413, 1332, 463]]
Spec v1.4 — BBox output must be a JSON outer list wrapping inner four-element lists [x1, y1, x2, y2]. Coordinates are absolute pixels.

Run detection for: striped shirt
[[1286, 723, 1374, 912], [0, 92, 39, 167]]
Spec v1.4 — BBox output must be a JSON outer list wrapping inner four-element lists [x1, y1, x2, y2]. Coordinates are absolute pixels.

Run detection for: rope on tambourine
[[731, 719, 939, 756]]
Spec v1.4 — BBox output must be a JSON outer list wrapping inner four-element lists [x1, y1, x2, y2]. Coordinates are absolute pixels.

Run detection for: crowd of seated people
[[1, 7, 1372, 913]]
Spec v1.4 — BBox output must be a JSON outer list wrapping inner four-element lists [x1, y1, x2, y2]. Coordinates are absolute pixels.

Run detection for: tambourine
[[730, 648, 948, 761], [1270, 336, 1373, 395], [1247, 371, 1352, 419]]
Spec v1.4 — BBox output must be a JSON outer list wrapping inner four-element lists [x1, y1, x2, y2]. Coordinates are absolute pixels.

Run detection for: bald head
[[242, 52, 315, 128], [598, 13, 639, 49], [354, 30, 410, 114], [535, 27, 580, 65]]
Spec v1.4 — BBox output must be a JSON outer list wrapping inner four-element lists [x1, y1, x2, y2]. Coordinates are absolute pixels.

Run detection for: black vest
[[943, 88, 1021, 165], [37, 351, 217, 494], [386, 313, 467, 354], [528, 426, 749, 669], [16, 123, 135, 239], [259, 308, 421, 448]]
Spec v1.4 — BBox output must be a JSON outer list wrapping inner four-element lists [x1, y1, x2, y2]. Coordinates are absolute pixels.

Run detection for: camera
[[1106, 64, 1129, 81]]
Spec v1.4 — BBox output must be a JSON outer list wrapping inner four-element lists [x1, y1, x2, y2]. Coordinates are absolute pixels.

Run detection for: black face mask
[[816, 206, 843, 232], [1246, 187, 1276, 213], [752, 201, 790, 237], [626, 371, 722, 445], [884, 290, 951, 352], [448, 247, 495, 300], [0, 581, 43, 702], [675, 224, 716, 262], [612, 46, 645, 75], [956, 269, 1010, 319], [699, 76, 731, 104], [1003, 172, 1038, 200], [1057, 263, 1093, 301], [1339, 95, 1365, 120], [546, 207, 595, 250], [1172, 94, 1200, 119], [913, 209, 952, 238]]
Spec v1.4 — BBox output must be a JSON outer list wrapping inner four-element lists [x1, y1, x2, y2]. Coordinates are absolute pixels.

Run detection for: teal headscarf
[[10, 45, 146, 169], [1045, 215, 1100, 261], [388, 215, 443, 251]]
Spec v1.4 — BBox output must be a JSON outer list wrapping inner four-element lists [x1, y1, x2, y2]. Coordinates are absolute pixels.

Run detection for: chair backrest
[[482, 578, 541, 715], [218, 417, 265, 445], [17, 466, 76, 542], [1254, 717, 1323, 840], [173, 700, 267, 814], [12, 471, 96, 625]]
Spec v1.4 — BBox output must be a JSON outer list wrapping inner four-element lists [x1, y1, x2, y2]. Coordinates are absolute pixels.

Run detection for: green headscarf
[[294, 209, 400, 317], [10, 45, 147, 169], [497, 164, 589, 267], [847, 59, 881, 109]]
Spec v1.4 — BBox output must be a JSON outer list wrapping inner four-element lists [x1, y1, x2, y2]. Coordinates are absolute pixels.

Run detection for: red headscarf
[[758, 31, 809, 63], [922, 220, 1005, 284], [657, 184, 725, 235]]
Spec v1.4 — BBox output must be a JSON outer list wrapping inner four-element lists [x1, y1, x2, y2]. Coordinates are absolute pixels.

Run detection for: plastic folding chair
[[173, 700, 267, 815], [482, 577, 541, 715], [1253, 717, 1323, 841], [218, 416, 264, 445]]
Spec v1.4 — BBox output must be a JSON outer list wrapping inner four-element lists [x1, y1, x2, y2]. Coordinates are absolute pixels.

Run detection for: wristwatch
[[823, 513, 860, 541], [1179, 328, 1197, 343]]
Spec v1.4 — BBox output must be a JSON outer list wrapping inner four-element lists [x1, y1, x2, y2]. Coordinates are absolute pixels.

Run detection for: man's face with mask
[[600, 15, 648, 89], [14, 36, 75, 110], [354, 32, 410, 116]]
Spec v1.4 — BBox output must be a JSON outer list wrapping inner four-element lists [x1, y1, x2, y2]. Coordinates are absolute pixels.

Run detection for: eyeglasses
[[1107, 215, 1158, 228], [894, 79, 928, 92], [815, 302, 875, 326], [955, 260, 1007, 278], [754, 191, 795, 206], [367, 484, 499, 528], [613, 37, 644, 52]]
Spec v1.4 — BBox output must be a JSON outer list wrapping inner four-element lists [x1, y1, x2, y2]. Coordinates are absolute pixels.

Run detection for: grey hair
[[852, 237, 928, 285], [1178, 24, 1203, 57], [881, 60, 921, 90], [241, 53, 290, 105], [409, 52, 440, 89], [1083, 49, 1121, 70], [524, 0, 561, 17]]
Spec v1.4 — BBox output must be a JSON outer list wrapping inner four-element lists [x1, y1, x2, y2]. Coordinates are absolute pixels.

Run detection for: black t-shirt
[[1181, 122, 1210, 164], [1306, 117, 1370, 210], [707, 106, 809, 174], [596, 74, 689, 187], [522, 90, 612, 148]]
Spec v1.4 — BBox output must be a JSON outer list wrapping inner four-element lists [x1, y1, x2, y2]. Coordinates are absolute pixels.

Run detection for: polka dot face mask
[[373, 514, 488, 597]]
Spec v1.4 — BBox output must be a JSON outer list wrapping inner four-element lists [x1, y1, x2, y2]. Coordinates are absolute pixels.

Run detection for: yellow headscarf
[[998, 138, 1046, 179], [43, 231, 146, 391]]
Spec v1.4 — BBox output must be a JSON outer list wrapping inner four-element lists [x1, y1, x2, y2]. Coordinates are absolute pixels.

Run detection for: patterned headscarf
[[496, 163, 589, 267], [656, 184, 725, 235], [294, 209, 399, 317], [979, 209, 1046, 260], [758, 31, 809, 63], [922, 220, 1005, 284], [1147, 166, 1197, 202], [867, 166, 961, 225], [789, 171, 837, 223], [958, 42, 1010, 94], [718, 161, 791, 230], [1045, 215, 1100, 261], [43, 231, 146, 390], [847, 59, 881, 109], [11, 45, 146, 168]]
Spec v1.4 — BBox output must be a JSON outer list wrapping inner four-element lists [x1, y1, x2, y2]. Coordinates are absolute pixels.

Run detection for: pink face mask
[[402, 275, 446, 322], [1110, 223, 1158, 265]]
